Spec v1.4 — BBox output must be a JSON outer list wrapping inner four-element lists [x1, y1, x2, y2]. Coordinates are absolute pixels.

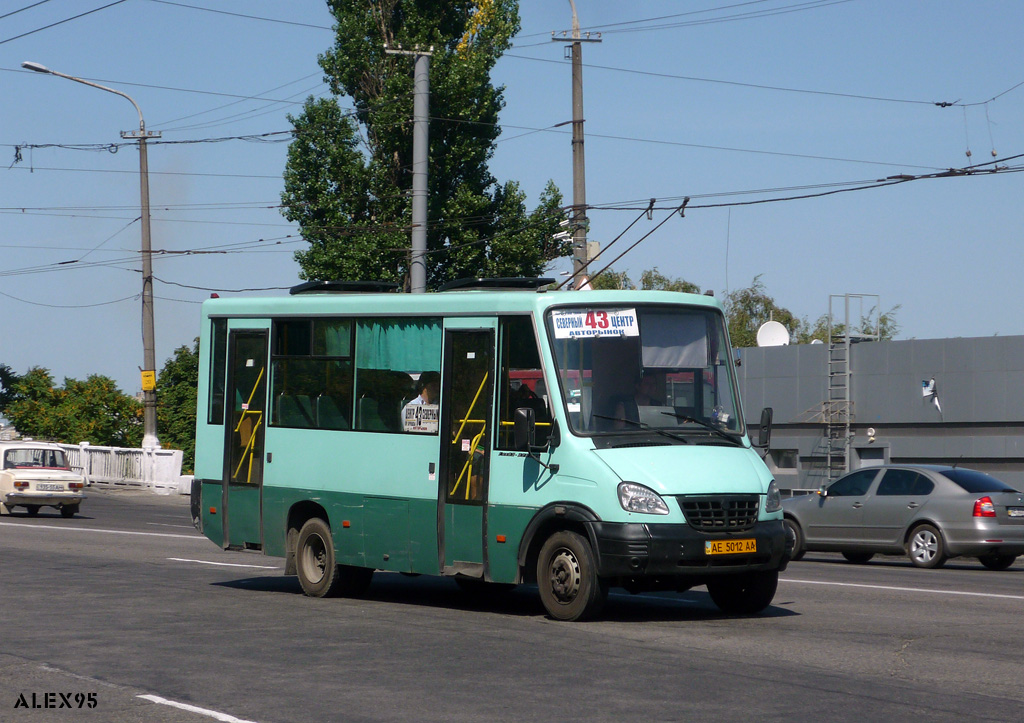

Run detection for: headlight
[[765, 479, 782, 513], [618, 482, 670, 515]]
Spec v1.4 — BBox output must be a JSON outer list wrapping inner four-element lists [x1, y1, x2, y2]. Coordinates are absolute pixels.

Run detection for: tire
[[907, 523, 947, 569], [536, 530, 608, 622], [60, 505, 78, 519], [26, 505, 40, 517], [979, 554, 1017, 571], [842, 551, 874, 564], [707, 570, 779, 615], [295, 518, 373, 598], [784, 517, 805, 562]]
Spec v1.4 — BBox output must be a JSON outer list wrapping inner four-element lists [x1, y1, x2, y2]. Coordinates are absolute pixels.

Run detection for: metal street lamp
[[22, 61, 160, 449]]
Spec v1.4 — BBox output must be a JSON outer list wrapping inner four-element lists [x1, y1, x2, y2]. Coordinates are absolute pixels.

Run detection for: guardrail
[[56, 443, 185, 494]]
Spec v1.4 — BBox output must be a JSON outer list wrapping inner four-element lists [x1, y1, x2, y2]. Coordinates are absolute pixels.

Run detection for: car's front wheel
[[783, 517, 805, 561], [706, 570, 778, 615], [907, 524, 947, 569]]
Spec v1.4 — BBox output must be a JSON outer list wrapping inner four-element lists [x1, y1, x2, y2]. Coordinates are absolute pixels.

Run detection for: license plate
[[37, 483, 63, 491], [705, 539, 756, 555], [1008, 507, 1024, 518]]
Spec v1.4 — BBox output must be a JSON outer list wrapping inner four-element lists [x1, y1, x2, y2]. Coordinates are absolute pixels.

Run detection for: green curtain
[[356, 319, 442, 371]]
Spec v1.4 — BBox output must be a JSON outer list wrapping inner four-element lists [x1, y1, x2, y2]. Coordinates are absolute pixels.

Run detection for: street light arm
[[21, 61, 145, 131]]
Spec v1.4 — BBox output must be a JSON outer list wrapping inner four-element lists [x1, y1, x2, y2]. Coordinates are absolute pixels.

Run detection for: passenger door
[[221, 329, 268, 549], [806, 468, 880, 546], [438, 323, 495, 578]]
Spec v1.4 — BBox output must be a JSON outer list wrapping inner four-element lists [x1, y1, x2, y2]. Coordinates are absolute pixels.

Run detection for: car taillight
[[973, 496, 997, 518], [14, 481, 28, 490], [70, 482, 84, 490]]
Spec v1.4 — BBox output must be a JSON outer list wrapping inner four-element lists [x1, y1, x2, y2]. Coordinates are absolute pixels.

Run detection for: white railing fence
[[57, 442, 188, 495]]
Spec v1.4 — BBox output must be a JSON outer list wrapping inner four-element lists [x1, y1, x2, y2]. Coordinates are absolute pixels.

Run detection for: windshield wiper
[[660, 411, 744, 446], [593, 414, 689, 444]]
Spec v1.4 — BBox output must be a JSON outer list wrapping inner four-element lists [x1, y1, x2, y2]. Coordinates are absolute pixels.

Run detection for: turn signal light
[[14, 481, 28, 490], [69, 482, 84, 490], [973, 496, 997, 518]]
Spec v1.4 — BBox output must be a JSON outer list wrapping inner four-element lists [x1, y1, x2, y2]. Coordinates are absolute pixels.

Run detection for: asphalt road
[[2, 488, 1023, 722]]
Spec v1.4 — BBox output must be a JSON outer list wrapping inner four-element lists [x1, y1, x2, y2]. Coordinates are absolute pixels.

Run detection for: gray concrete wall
[[736, 336, 1024, 491]]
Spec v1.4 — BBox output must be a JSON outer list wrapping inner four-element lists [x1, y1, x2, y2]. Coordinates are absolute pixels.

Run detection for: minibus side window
[[207, 318, 228, 425], [270, 318, 354, 430], [353, 318, 442, 434]]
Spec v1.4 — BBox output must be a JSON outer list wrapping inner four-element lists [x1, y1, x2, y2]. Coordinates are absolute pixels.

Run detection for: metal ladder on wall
[[825, 316, 851, 482], [823, 294, 881, 483]]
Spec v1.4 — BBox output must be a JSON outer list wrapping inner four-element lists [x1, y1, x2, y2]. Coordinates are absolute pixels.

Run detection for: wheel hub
[[548, 548, 582, 603]]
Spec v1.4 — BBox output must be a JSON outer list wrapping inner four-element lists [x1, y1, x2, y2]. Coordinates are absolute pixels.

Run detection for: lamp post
[[22, 61, 160, 448]]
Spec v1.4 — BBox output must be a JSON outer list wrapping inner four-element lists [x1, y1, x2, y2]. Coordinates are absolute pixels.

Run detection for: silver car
[[783, 465, 1024, 569]]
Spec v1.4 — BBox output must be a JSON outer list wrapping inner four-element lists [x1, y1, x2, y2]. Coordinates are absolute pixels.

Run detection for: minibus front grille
[[677, 495, 760, 531]]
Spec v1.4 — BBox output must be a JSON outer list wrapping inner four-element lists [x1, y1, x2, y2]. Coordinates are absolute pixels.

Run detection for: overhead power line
[[0, 0, 128, 45]]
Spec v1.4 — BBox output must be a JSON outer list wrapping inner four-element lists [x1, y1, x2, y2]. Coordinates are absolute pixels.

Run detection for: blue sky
[[3, 0, 1024, 396]]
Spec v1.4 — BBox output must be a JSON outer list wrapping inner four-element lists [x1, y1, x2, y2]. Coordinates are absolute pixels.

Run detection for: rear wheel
[[979, 554, 1017, 571], [60, 505, 78, 519], [536, 531, 607, 622], [26, 505, 40, 516], [907, 523, 947, 569], [783, 517, 805, 561], [295, 518, 372, 597], [707, 570, 778, 615], [842, 551, 874, 564]]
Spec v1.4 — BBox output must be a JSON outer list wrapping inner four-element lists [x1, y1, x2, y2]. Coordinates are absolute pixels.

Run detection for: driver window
[[827, 469, 878, 497], [496, 316, 549, 450]]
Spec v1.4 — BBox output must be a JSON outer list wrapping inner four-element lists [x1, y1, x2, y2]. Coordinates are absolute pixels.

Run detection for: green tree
[[0, 364, 21, 413], [3, 368, 142, 447], [798, 305, 902, 344], [157, 340, 199, 471], [588, 268, 634, 290], [281, 0, 568, 288], [723, 275, 802, 349], [639, 267, 701, 293]]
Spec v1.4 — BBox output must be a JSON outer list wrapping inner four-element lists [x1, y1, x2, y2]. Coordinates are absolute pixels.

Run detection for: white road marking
[[0, 521, 202, 539], [784, 578, 1024, 601], [137, 694, 259, 723], [168, 557, 280, 570]]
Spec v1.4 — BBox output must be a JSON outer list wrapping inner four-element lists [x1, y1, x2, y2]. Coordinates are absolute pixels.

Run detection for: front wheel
[[706, 570, 778, 615], [536, 531, 607, 622], [907, 524, 947, 569], [979, 554, 1017, 571]]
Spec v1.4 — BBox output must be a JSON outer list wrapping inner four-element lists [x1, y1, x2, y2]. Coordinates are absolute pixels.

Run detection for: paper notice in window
[[551, 309, 639, 339], [403, 404, 439, 433]]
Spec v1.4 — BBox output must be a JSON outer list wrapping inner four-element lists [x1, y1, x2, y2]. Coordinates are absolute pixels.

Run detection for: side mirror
[[513, 407, 536, 451], [755, 407, 773, 448]]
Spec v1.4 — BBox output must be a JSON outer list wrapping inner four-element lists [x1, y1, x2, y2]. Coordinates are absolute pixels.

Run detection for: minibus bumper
[[588, 519, 789, 578]]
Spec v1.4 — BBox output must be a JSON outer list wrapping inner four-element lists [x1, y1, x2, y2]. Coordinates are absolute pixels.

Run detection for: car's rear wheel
[[25, 505, 40, 516], [842, 551, 874, 564], [784, 517, 805, 562], [60, 505, 78, 519], [907, 523, 947, 569], [978, 554, 1017, 571]]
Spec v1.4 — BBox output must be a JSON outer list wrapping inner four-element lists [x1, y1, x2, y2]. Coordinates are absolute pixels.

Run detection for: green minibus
[[191, 278, 789, 621]]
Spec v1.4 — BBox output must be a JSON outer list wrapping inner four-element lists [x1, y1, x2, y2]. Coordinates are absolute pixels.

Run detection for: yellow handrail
[[451, 372, 488, 443]]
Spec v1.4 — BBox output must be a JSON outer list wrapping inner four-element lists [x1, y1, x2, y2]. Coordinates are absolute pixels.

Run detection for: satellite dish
[[810, 339, 824, 344], [756, 320, 790, 347]]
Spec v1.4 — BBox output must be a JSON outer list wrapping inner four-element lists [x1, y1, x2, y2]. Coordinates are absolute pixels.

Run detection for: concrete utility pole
[[553, 1, 601, 289], [385, 45, 432, 294], [22, 61, 160, 448]]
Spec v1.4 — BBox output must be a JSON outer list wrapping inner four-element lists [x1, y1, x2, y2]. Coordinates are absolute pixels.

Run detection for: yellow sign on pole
[[140, 370, 156, 391]]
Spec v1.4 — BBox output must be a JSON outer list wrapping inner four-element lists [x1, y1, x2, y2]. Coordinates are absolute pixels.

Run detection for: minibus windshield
[[546, 305, 744, 438]]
